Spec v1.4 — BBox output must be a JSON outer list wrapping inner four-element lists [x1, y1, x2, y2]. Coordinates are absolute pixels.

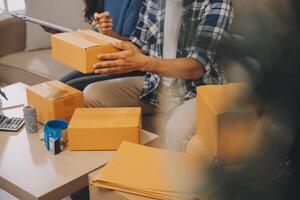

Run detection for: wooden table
[[0, 83, 114, 200]]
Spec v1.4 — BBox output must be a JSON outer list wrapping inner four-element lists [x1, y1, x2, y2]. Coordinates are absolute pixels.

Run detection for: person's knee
[[84, 80, 127, 107], [83, 83, 106, 107], [164, 119, 196, 151], [83, 77, 143, 108], [164, 123, 185, 151]]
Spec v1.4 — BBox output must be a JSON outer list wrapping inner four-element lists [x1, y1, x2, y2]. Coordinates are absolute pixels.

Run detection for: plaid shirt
[[130, 0, 234, 105]]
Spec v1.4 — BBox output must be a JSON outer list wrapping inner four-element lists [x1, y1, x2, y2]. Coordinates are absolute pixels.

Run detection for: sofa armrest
[[0, 14, 26, 57]]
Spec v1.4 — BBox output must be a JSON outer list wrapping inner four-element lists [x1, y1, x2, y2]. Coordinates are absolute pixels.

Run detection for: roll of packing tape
[[23, 106, 38, 133]]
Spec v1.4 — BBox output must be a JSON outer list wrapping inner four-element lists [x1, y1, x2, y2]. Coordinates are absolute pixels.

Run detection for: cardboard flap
[[198, 83, 252, 114], [79, 30, 121, 44], [52, 30, 121, 49], [29, 81, 81, 100], [69, 108, 141, 128], [40, 83, 69, 99]]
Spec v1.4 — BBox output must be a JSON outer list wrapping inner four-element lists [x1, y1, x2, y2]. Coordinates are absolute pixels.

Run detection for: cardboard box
[[197, 83, 258, 164], [26, 80, 84, 124], [68, 108, 141, 150], [51, 30, 121, 74]]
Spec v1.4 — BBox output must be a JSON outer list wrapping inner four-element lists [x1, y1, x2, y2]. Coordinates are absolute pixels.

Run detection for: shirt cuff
[[129, 36, 149, 55], [187, 50, 212, 73]]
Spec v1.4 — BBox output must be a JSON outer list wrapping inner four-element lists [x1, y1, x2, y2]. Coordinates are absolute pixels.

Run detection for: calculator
[[0, 114, 25, 132]]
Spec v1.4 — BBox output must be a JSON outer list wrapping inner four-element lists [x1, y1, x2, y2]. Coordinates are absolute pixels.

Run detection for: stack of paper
[[91, 142, 211, 200]]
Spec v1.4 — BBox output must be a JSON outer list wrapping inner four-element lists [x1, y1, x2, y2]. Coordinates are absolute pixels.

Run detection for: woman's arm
[[93, 12, 128, 41]]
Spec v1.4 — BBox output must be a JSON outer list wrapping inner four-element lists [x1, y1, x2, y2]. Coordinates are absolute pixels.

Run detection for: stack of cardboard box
[[26, 80, 142, 150], [91, 142, 210, 200]]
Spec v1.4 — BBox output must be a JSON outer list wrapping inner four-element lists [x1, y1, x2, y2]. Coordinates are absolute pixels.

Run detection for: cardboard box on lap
[[51, 30, 121, 74]]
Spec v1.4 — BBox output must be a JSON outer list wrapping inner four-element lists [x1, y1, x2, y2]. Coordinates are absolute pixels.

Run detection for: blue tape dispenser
[[44, 120, 68, 155]]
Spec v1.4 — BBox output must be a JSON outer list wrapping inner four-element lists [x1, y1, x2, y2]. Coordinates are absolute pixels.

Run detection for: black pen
[[0, 89, 8, 100]]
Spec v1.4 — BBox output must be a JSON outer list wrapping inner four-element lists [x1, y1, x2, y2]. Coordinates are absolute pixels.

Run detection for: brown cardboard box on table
[[26, 80, 84, 124], [51, 30, 121, 74], [197, 83, 259, 164], [68, 108, 141, 151]]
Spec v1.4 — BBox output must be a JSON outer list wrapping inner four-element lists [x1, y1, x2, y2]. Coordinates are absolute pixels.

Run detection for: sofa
[[0, 13, 72, 85], [1, 0, 288, 85]]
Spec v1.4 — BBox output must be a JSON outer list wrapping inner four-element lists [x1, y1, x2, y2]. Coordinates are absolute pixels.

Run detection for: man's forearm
[[141, 57, 204, 80], [95, 42, 205, 78]]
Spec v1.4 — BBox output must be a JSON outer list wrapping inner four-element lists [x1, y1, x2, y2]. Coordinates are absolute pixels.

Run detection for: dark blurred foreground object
[[209, 0, 300, 199], [218, 33, 262, 87]]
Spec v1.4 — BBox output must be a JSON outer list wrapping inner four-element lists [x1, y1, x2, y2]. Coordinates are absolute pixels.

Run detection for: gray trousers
[[83, 76, 196, 150]]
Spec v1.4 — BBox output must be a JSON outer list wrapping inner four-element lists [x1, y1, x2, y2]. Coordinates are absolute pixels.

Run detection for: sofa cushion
[[0, 49, 73, 80], [0, 15, 26, 58], [25, 0, 88, 51]]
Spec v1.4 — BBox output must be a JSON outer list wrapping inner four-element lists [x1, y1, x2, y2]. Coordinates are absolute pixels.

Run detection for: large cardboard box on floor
[[51, 30, 121, 74], [68, 108, 141, 150], [197, 83, 259, 164], [26, 80, 84, 124]]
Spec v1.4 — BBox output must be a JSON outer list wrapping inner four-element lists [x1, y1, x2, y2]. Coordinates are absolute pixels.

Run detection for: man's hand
[[94, 42, 204, 79], [94, 42, 149, 74]]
